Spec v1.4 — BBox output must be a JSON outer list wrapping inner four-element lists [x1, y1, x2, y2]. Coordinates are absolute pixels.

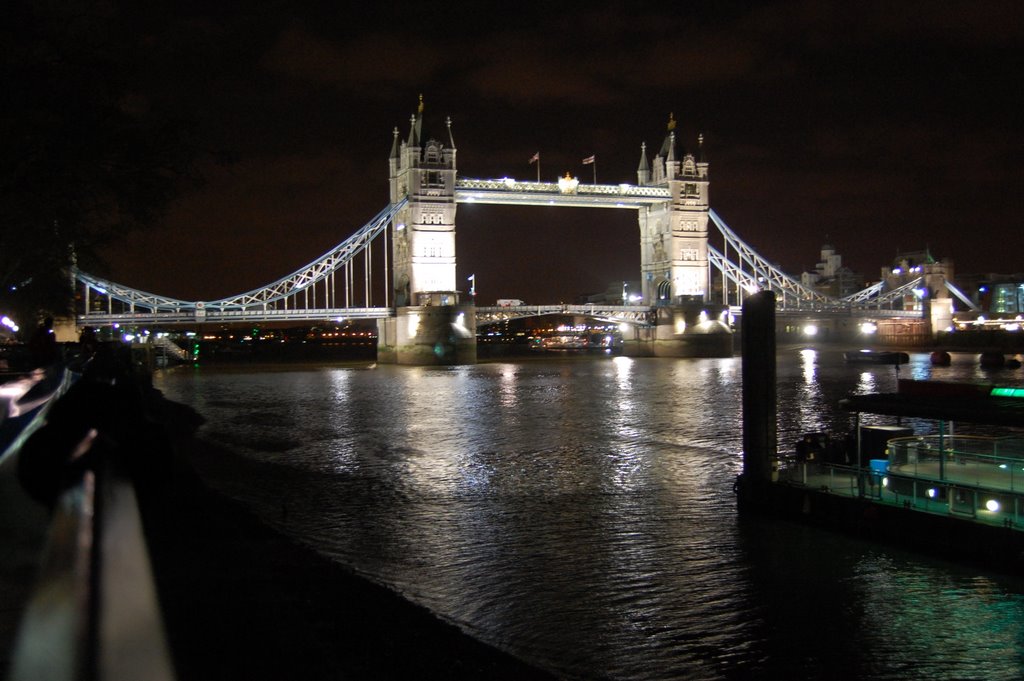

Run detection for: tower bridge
[[74, 102, 977, 364]]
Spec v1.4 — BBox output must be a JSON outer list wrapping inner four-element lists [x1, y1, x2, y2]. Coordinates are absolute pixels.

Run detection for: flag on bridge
[[529, 152, 540, 163], [582, 155, 595, 164]]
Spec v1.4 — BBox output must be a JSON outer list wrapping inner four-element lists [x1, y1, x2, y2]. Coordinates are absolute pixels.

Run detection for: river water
[[155, 348, 1024, 680]]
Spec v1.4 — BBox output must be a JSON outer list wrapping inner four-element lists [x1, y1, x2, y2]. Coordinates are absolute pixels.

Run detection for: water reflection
[[800, 348, 816, 384], [157, 351, 1024, 680]]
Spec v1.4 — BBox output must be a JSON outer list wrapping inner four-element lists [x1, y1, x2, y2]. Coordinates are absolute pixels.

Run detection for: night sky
[[99, 1, 1024, 305]]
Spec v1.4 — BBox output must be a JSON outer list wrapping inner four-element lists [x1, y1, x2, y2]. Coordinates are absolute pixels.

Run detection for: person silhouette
[[28, 316, 58, 367]]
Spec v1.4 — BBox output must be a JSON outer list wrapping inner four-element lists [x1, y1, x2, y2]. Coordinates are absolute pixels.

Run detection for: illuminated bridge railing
[[476, 304, 655, 326], [75, 307, 393, 326], [455, 178, 670, 208]]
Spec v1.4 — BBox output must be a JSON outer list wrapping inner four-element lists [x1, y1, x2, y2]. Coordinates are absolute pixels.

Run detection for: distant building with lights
[[949, 271, 1024, 313], [879, 248, 955, 312], [800, 244, 863, 298]]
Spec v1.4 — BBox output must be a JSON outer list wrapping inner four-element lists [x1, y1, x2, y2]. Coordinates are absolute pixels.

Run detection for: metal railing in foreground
[[9, 429, 175, 681]]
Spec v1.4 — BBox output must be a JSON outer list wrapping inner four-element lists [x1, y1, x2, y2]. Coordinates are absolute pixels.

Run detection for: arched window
[[657, 280, 672, 301]]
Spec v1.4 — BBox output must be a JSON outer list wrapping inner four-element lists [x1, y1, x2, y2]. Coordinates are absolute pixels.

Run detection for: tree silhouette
[[1, 0, 203, 327]]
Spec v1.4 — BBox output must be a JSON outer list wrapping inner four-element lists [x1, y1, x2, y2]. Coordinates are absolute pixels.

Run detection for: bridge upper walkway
[[454, 177, 670, 208]]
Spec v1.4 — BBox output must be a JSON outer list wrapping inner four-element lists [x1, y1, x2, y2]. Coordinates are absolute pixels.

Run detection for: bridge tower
[[637, 114, 711, 306], [631, 115, 730, 356], [622, 116, 729, 356], [377, 97, 476, 364]]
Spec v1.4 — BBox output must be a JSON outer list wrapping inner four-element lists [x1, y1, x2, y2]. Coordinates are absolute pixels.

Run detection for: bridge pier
[[622, 302, 732, 358], [377, 302, 477, 365]]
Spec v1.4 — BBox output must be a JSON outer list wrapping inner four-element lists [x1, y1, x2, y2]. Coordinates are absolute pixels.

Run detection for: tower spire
[[390, 126, 400, 159], [407, 114, 417, 147], [637, 141, 650, 185]]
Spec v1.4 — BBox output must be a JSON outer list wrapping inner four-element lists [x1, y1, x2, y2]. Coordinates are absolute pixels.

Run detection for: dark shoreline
[[145, 398, 560, 681]]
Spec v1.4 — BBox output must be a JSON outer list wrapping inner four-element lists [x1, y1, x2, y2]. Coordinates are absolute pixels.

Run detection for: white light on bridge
[[450, 312, 472, 339], [407, 312, 420, 337], [987, 499, 1001, 513], [675, 319, 686, 334], [742, 282, 760, 295], [860, 322, 877, 335], [803, 324, 818, 337], [619, 322, 631, 334]]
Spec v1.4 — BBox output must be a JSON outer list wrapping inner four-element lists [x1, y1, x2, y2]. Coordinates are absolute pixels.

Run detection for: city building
[[800, 243, 864, 298]]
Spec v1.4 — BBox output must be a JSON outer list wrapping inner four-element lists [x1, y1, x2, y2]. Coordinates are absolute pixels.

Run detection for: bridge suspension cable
[[76, 199, 407, 324], [708, 209, 837, 309]]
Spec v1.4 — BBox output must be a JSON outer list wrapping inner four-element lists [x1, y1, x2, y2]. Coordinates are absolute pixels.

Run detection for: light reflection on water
[[157, 351, 1024, 680]]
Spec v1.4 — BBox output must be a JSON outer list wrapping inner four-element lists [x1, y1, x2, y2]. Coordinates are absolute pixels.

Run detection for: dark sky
[[99, 1, 1024, 305]]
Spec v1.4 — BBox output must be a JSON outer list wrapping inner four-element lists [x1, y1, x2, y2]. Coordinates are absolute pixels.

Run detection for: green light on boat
[[990, 387, 1024, 398]]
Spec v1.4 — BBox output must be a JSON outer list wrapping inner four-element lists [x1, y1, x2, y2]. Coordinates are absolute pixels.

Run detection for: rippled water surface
[[157, 350, 1024, 680]]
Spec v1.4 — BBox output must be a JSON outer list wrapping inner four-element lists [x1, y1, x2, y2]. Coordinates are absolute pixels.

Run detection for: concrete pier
[[621, 302, 732, 358], [377, 302, 477, 365]]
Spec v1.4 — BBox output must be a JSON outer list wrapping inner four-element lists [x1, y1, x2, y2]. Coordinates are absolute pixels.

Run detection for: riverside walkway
[[0, 350, 555, 680]]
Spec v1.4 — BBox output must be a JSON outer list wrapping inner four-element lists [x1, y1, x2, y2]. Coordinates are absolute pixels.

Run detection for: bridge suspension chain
[[76, 199, 406, 323], [708, 209, 838, 309]]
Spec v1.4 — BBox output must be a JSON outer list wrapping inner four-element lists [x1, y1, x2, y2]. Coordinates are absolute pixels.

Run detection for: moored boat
[[843, 349, 909, 365], [744, 378, 1024, 571]]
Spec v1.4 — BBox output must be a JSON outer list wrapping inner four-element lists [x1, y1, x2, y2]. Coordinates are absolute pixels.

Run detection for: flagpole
[[582, 155, 596, 184], [537, 158, 540, 182]]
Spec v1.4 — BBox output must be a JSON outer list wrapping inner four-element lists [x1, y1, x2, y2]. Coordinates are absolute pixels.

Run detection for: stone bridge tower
[[630, 115, 729, 357], [636, 114, 710, 305], [378, 97, 476, 364]]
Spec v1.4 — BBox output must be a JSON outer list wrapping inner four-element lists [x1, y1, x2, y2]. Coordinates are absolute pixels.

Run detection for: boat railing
[[886, 435, 1024, 493], [781, 442, 1024, 529]]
